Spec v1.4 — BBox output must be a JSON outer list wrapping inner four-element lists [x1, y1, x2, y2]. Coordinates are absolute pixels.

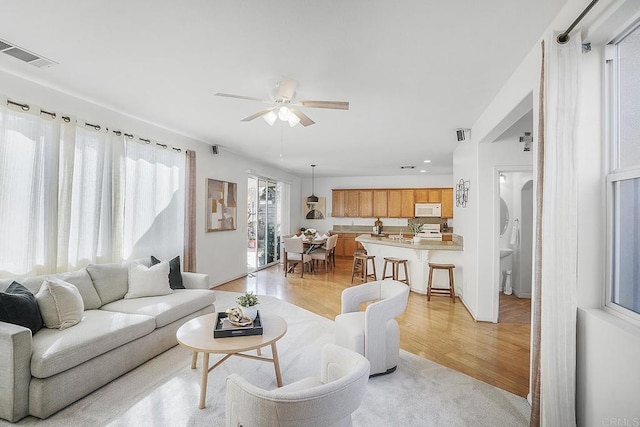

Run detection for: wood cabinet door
[[401, 190, 415, 218], [334, 235, 345, 256], [358, 190, 373, 218], [414, 189, 429, 203], [427, 189, 442, 203], [373, 190, 388, 217], [343, 235, 358, 257], [345, 190, 359, 217], [387, 190, 402, 217], [441, 188, 454, 218], [332, 190, 345, 217]]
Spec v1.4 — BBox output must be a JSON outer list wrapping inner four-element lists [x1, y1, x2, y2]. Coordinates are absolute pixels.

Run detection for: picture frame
[[303, 196, 326, 220], [206, 178, 237, 232]]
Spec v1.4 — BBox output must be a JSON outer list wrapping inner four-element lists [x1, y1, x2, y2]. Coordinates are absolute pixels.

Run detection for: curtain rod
[[4, 97, 184, 153], [557, 0, 600, 44]]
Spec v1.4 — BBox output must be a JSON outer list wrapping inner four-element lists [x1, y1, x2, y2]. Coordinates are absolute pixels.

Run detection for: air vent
[[400, 165, 415, 169], [0, 38, 57, 68]]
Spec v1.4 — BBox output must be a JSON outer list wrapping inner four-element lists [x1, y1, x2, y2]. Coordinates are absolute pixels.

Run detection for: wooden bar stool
[[351, 254, 377, 283], [381, 257, 410, 286], [427, 263, 456, 302]]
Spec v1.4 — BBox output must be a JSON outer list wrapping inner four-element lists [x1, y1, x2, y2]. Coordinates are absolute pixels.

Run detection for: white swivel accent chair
[[335, 279, 409, 376], [225, 343, 370, 427]]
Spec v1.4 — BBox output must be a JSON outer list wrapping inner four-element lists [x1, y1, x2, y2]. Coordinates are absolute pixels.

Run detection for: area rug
[[3, 291, 529, 426]]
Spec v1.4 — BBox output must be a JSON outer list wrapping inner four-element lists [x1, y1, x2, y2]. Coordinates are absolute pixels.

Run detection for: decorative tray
[[214, 311, 263, 338]]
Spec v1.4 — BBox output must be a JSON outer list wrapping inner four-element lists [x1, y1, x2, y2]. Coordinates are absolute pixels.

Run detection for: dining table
[[302, 238, 327, 254]]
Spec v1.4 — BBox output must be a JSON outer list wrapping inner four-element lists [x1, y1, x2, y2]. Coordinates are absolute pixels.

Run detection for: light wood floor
[[216, 257, 531, 397]]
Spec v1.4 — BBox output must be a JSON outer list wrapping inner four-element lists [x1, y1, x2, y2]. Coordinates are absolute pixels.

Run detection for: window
[[606, 23, 640, 317], [0, 104, 185, 277]]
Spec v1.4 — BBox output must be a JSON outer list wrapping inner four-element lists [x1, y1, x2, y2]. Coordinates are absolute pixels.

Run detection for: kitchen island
[[355, 234, 463, 295]]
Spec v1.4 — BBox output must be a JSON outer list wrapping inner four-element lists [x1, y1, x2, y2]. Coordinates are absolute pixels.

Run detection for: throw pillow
[[150, 255, 184, 289], [126, 261, 173, 299], [36, 278, 84, 330], [0, 281, 44, 334]]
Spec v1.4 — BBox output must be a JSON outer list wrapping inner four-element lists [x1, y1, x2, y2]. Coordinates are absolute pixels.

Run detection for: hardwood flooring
[[216, 257, 531, 398]]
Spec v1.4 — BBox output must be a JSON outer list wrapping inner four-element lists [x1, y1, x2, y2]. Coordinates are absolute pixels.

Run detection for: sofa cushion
[[0, 281, 43, 334], [36, 278, 84, 330], [100, 289, 216, 328], [49, 268, 102, 310], [151, 255, 184, 289], [30, 309, 155, 378], [86, 262, 129, 305]]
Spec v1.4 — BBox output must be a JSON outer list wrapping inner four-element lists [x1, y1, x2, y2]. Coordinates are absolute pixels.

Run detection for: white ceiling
[[0, 1, 565, 178]]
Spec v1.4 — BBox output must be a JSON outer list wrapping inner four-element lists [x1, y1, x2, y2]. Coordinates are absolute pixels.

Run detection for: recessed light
[[423, 160, 431, 163], [420, 170, 427, 173]]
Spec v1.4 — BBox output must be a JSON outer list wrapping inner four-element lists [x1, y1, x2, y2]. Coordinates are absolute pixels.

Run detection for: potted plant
[[236, 291, 260, 319], [408, 223, 423, 243]]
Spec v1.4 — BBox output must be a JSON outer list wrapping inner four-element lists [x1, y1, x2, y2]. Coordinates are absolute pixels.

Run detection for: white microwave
[[415, 203, 442, 218]]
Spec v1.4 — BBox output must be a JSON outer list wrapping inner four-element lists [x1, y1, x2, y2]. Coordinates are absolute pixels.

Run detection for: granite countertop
[[330, 226, 454, 234], [355, 234, 463, 251]]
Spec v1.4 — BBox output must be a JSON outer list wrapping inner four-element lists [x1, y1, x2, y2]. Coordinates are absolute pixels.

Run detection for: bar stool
[[351, 254, 377, 283], [381, 257, 410, 286], [427, 263, 456, 303]]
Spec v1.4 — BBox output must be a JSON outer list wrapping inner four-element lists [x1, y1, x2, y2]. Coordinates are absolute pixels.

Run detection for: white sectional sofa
[[0, 259, 216, 422]]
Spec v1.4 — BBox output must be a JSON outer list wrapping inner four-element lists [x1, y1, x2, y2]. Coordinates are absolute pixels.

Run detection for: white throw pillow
[[36, 278, 84, 330], [126, 261, 173, 299]]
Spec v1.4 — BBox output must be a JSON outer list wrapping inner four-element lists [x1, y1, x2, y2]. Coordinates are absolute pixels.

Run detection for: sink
[[500, 248, 513, 259]]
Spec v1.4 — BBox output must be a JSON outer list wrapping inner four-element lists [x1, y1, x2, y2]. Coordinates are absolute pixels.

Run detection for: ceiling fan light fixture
[[287, 114, 300, 127], [263, 110, 277, 126], [278, 106, 291, 121]]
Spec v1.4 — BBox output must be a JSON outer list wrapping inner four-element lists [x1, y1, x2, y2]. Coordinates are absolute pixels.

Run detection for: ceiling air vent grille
[[0, 38, 57, 68]]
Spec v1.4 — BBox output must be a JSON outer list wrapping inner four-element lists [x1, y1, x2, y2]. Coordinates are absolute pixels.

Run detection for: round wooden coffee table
[[176, 312, 287, 409]]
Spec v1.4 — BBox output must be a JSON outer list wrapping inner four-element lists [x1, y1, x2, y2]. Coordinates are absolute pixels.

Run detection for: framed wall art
[[206, 178, 237, 232]]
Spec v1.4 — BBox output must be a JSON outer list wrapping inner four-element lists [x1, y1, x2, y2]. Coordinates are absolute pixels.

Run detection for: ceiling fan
[[215, 78, 349, 127]]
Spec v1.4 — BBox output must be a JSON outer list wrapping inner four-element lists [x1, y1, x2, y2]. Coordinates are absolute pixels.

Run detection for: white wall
[[299, 174, 453, 233], [0, 69, 301, 287], [465, 0, 640, 422]]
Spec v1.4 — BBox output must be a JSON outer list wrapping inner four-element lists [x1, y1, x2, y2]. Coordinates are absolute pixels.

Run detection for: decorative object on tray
[[225, 307, 253, 327], [236, 291, 260, 320], [214, 311, 264, 338]]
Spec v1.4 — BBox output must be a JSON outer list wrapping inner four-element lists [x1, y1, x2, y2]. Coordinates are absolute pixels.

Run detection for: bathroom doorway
[[498, 171, 533, 323]]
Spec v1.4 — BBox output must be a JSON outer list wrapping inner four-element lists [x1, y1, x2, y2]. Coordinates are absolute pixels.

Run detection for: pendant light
[[306, 164, 319, 204]]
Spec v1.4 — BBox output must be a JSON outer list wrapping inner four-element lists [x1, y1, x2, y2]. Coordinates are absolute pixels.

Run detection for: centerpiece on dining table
[[301, 227, 319, 240]]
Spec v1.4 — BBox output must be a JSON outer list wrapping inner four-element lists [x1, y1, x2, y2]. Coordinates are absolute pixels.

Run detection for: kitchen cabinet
[[414, 189, 429, 203], [387, 190, 402, 217], [332, 190, 345, 217], [335, 233, 358, 257], [331, 187, 454, 218], [441, 188, 454, 218], [401, 190, 415, 218], [373, 190, 388, 217], [345, 190, 359, 217], [427, 189, 442, 203], [358, 190, 373, 218]]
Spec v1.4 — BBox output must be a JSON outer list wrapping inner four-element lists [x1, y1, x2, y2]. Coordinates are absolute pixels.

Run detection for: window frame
[[604, 21, 640, 324]]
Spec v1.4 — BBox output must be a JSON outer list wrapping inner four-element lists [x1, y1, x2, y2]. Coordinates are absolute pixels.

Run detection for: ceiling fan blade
[[291, 108, 315, 127], [298, 100, 349, 110], [241, 108, 275, 122], [215, 93, 269, 103], [276, 78, 298, 101]]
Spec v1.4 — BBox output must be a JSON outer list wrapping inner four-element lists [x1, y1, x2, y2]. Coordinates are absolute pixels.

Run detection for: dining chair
[[283, 237, 313, 277], [309, 234, 338, 272]]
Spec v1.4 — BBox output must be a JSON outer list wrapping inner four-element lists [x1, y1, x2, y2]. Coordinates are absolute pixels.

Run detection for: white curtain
[[122, 141, 185, 261], [0, 106, 60, 276], [540, 31, 581, 426], [0, 103, 185, 277]]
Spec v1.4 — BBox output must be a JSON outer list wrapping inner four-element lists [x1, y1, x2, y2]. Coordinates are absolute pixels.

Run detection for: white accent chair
[[225, 343, 370, 427], [334, 279, 409, 376], [283, 237, 313, 277]]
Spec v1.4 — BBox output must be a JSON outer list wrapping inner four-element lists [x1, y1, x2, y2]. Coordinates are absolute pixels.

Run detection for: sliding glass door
[[247, 177, 282, 271]]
